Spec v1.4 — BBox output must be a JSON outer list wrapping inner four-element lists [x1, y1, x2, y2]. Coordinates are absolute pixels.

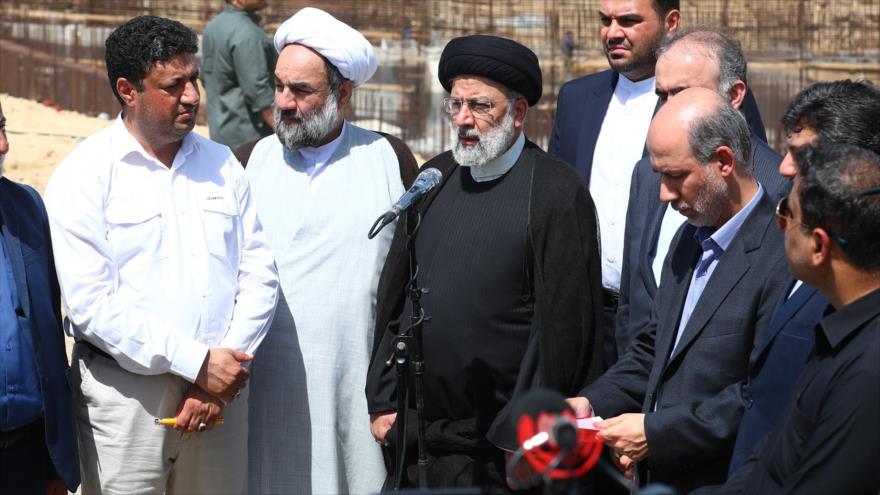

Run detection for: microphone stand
[[391, 206, 430, 490]]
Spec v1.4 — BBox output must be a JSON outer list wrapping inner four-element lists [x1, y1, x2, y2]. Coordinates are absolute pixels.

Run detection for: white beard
[[450, 111, 516, 168], [274, 92, 342, 151]]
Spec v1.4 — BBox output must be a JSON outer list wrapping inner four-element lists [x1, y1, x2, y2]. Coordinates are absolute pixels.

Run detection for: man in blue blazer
[[547, 1, 767, 367], [547, 0, 681, 368], [568, 89, 789, 493], [726, 80, 880, 475], [616, 28, 787, 360], [0, 101, 79, 494]]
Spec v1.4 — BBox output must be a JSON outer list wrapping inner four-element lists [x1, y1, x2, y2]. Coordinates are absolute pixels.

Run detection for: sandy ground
[[1, 93, 210, 194]]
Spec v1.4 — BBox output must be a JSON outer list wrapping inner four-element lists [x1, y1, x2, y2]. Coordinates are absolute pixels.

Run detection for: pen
[[154, 418, 225, 426]]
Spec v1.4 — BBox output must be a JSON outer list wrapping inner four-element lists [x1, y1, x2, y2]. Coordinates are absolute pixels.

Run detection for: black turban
[[439, 35, 543, 106]]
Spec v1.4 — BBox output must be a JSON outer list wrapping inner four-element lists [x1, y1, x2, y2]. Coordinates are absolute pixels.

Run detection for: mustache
[[279, 109, 304, 122], [605, 39, 631, 51], [457, 126, 480, 140]]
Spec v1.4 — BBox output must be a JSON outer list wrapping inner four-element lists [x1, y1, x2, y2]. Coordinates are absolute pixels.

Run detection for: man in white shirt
[[549, 0, 681, 366], [245, 8, 417, 494], [45, 16, 279, 494]]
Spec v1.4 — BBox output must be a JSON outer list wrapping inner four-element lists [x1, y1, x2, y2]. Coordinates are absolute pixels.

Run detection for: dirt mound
[[2, 94, 209, 194]]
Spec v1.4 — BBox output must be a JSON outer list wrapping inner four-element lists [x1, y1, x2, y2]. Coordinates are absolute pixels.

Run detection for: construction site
[[1, 0, 878, 179]]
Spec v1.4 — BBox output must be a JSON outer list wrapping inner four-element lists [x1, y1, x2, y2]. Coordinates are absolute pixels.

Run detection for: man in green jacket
[[202, 0, 276, 151]]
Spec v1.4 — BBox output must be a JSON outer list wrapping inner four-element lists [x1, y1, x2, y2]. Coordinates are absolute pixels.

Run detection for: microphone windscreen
[[415, 167, 443, 187], [511, 387, 574, 421]]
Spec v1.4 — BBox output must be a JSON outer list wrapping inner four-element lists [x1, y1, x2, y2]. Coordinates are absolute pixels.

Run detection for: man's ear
[[336, 80, 354, 109], [811, 228, 833, 268], [664, 10, 681, 34], [714, 145, 736, 177], [728, 80, 747, 110], [116, 77, 139, 108], [513, 98, 529, 130]]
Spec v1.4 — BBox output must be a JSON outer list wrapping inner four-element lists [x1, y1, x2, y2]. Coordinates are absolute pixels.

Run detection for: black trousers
[[0, 418, 49, 495]]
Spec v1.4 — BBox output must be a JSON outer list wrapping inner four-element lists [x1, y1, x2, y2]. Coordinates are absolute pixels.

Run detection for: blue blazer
[[616, 137, 787, 357], [548, 69, 768, 183], [582, 192, 790, 493], [727, 280, 827, 475], [0, 178, 79, 491]]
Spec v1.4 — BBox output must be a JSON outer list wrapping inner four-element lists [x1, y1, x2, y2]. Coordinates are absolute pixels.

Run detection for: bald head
[[649, 88, 756, 228], [649, 87, 750, 171]]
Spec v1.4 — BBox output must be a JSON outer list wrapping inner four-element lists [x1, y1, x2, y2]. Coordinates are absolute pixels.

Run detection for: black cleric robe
[[365, 139, 604, 490]]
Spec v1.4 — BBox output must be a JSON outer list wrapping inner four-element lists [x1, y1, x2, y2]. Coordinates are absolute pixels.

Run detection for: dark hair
[[795, 144, 880, 271], [653, 0, 680, 18], [688, 99, 752, 174], [323, 57, 348, 96], [105, 16, 199, 106], [782, 80, 880, 155], [657, 26, 747, 90]]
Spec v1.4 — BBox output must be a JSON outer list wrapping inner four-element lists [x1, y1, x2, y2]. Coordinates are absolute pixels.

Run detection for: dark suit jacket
[[581, 191, 789, 493], [727, 280, 827, 474], [548, 69, 768, 182], [615, 137, 787, 356], [0, 178, 79, 491]]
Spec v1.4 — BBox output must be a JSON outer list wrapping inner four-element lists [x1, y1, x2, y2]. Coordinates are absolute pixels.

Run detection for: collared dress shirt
[[672, 185, 764, 353], [730, 287, 880, 494], [45, 117, 279, 382], [590, 75, 658, 291], [0, 219, 42, 431]]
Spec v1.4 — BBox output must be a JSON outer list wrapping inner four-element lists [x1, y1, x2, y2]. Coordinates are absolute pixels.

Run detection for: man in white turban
[[246, 7, 418, 494]]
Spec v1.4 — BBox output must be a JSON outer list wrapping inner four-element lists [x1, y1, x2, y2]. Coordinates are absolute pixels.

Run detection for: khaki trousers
[[71, 342, 248, 495]]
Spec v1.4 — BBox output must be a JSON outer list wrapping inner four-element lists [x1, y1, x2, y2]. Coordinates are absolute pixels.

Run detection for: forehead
[[148, 53, 197, 78], [275, 44, 327, 82], [648, 125, 696, 169], [656, 46, 719, 88], [450, 76, 508, 99], [600, 0, 657, 17]]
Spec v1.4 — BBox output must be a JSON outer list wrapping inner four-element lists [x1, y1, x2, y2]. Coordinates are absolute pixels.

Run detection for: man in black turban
[[366, 35, 604, 492]]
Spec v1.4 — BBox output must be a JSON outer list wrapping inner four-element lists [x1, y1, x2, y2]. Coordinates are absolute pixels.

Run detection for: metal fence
[[2, 0, 878, 156]]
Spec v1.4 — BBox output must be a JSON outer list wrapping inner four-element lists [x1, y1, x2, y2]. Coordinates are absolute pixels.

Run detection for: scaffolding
[[2, 0, 878, 155]]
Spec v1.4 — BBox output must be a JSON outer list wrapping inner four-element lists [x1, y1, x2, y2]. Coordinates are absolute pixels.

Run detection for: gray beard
[[0, 153, 5, 177], [676, 167, 730, 227], [274, 92, 342, 150], [450, 111, 516, 168]]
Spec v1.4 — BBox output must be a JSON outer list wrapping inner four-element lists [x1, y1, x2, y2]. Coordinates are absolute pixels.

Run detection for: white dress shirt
[[590, 75, 658, 291], [45, 117, 279, 382], [652, 204, 689, 284]]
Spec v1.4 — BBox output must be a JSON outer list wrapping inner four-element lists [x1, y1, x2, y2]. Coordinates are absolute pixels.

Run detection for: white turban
[[273, 7, 377, 87]]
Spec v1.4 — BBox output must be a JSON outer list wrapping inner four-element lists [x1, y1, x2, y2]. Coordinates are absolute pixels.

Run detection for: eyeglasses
[[442, 97, 498, 116], [776, 196, 848, 245]]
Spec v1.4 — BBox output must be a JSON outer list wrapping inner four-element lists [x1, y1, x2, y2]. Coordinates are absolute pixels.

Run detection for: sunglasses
[[775, 196, 848, 246]]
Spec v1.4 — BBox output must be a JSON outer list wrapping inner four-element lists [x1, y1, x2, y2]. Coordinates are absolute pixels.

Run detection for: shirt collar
[[288, 121, 347, 176], [110, 114, 198, 169], [700, 183, 765, 253], [817, 287, 880, 349], [468, 131, 525, 183], [224, 6, 262, 23], [615, 74, 656, 99]]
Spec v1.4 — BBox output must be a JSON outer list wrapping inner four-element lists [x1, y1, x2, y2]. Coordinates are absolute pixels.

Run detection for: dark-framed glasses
[[775, 196, 848, 245], [442, 97, 497, 116]]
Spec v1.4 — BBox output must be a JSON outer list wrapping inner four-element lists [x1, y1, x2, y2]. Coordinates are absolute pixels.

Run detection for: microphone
[[368, 168, 443, 239], [508, 388, 604, 485]]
